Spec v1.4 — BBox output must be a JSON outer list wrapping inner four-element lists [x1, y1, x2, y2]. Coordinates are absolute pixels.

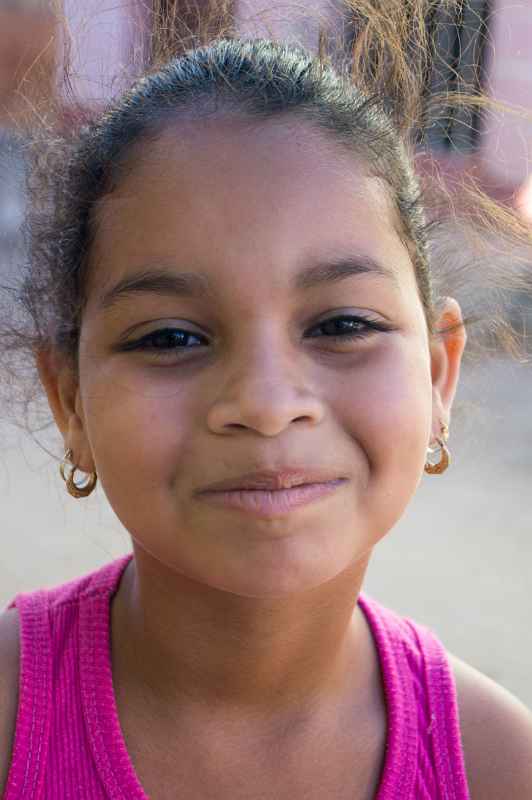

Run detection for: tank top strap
[[4, 588, 52, 799], [406, 615, 470, 799], [357, 591, 470, 800], [3, 555, 133, 800], [357, 592, 418, 798], [77, 554, 147, 799]]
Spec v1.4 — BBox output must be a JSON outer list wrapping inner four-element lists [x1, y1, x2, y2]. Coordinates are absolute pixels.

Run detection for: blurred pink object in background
[[515, 174, 532, 222]]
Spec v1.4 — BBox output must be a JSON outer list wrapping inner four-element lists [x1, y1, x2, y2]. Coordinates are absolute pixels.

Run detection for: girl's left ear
[[429, 297, 467, 429]]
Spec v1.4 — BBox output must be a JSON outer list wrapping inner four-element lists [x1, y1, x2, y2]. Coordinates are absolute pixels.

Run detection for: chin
[[205, 552, 355, 599]]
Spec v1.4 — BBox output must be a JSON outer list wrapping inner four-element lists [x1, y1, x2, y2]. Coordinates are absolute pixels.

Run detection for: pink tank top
[[2, 554, 470, 799]]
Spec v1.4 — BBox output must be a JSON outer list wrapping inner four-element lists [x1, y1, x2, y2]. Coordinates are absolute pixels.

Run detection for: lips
[[197, 481, 347, 517], [196, 468, 346, 493]]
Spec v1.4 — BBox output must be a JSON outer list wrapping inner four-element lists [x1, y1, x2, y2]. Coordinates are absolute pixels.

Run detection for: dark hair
[[1, 2, 531, 433]]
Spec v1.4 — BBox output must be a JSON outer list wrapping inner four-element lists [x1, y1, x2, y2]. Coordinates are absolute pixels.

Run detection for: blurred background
[[0, 0, 531, 709]]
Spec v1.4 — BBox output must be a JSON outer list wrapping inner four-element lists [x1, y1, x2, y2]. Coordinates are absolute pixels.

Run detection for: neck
[[111, 546, 375, 724]]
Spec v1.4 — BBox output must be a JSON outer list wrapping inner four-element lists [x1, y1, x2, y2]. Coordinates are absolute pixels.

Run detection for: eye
[[120, 327, 207, 360], [120, 314, 392, 362], [306, 314, 392, 343]]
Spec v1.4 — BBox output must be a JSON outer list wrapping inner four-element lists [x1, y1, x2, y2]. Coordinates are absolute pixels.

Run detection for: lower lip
[[197, 480, 347, 518]]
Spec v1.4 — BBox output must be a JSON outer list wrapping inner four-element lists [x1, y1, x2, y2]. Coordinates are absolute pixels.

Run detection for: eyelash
[[122, 315, 392, 360]]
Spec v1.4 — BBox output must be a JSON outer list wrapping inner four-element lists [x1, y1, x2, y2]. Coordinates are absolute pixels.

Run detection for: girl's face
[[43, 117, 465, 597]]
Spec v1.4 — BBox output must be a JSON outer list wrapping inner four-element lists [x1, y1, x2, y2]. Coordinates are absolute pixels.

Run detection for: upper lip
[[197, 468, 346, 493]]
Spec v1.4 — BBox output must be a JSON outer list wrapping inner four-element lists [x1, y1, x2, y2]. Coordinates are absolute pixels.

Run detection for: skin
[[37, 116, 466, 791]]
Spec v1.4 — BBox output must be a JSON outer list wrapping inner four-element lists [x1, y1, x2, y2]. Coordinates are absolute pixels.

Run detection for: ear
[[36, 348, 95, 473], [429, 297, 467, 440]]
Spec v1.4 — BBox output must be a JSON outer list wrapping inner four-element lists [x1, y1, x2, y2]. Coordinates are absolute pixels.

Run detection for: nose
[[205, 339, 326, 437]]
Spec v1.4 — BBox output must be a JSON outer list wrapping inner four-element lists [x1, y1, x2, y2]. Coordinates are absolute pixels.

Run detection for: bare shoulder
[[0, 608, 20, 796], [448, 651, 532, 800]]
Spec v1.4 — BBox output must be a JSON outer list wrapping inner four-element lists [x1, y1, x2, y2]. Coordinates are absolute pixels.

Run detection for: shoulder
[[448, 651, 532, 800], [0, 608, 20, 796]]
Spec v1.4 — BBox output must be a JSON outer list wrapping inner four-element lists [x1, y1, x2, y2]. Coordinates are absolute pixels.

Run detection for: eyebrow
[[98, 255, 399, 311]]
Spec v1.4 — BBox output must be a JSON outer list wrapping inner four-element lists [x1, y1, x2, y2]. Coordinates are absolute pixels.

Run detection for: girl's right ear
[[36, 348, 79, 441], [36, 349, 95, 473]]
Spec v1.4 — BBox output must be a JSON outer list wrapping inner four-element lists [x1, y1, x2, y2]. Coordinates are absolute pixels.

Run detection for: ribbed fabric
[[3, 554, 470, 799]]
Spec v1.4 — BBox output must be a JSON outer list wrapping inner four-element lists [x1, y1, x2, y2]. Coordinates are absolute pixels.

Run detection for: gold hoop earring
[[59, 448, 98, 498], [424, 423, 450, 475]]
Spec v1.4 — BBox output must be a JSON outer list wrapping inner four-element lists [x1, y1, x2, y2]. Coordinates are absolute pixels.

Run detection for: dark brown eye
[[122, 327, 207, 359], [306, 315, 392, 342]]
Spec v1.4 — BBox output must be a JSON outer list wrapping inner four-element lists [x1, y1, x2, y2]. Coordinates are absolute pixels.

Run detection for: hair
[[0, 0, 531, 441]]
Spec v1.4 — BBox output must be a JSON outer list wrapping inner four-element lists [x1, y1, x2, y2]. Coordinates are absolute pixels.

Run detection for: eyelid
[[312, 307, 390, 325], [115, 317, 206, 346], [115, 306, 395, 347]]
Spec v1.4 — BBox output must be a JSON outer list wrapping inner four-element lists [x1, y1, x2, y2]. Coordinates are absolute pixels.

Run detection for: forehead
[[87, 116, 414, 300]]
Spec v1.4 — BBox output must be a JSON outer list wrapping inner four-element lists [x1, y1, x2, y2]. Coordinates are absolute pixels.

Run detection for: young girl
[[0, 32, 531, 800]]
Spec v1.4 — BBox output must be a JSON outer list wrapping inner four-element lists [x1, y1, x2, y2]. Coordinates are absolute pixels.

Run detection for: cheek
[[337, 341, 433, 523], [80, 370, 195, 503]]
